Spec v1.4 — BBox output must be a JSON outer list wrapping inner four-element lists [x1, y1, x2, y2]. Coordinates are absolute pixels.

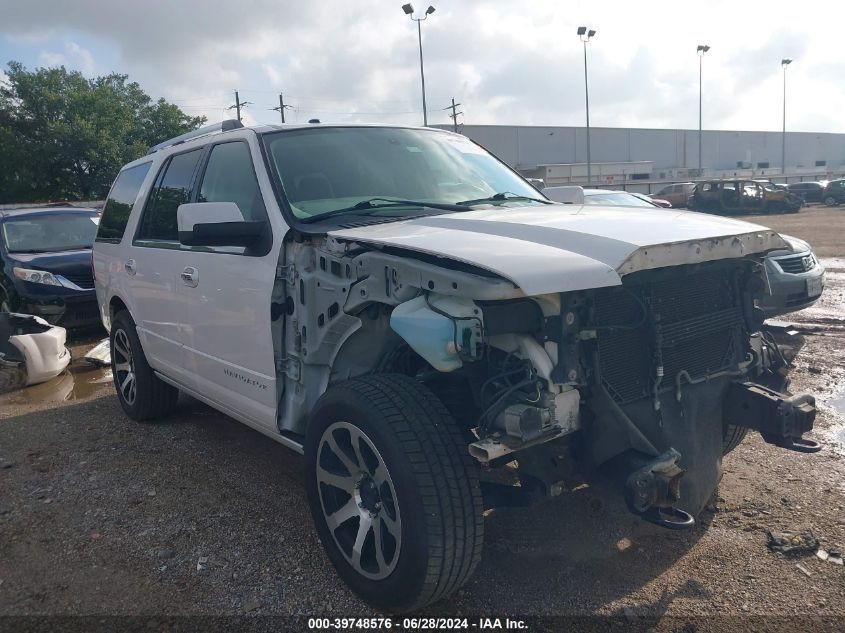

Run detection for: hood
[[8, 249, 93, 285], [330, 205, 787, 296]]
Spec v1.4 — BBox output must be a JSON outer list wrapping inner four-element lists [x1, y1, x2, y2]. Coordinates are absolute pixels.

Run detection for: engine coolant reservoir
[[389, 294, 483, 372]]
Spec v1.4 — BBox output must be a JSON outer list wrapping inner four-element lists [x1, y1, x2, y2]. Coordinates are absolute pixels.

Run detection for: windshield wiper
[[456, 192, 552, 206], [301, 198, 467, 223]]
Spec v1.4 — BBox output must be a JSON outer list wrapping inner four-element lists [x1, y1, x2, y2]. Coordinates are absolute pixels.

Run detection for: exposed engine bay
[[273, 232, 819, 528]]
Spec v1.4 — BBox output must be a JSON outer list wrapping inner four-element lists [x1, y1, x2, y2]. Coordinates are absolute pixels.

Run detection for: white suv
[[94, 121, 818, 612]]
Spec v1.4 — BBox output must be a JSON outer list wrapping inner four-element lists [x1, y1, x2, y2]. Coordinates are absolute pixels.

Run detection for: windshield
[[263, 127, 542, 221], [583, 192, 657, 208], [1, 213, 99, 253]]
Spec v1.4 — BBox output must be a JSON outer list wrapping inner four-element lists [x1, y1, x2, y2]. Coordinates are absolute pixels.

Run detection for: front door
[[128, 148, 205, 385], [179, 139, 279, 430]]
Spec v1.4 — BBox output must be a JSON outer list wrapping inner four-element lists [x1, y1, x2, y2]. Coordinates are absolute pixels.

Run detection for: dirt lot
[[1, 205, 845, 628]]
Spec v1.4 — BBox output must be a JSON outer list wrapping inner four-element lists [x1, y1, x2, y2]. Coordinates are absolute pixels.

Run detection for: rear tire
[[825, 195, 838, 207], [722, 423, 748, 455], [110, 310, 178, 421], [304, 374, 484, 613]]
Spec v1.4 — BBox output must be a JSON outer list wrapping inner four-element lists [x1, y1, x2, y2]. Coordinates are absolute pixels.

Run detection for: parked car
[[95, 121, 818, 612], [650, 182, 695, 207], [0, 207, 101, 327], [787, 182, 825, 203], [632, 191, 671, 207], [753, 180, 789, 192], [545, 186, 822, 317], [688, 179, 802, 214], [543, 187, 664, 208], [822, 179, 845, 206], [760, 235, 825, 316]]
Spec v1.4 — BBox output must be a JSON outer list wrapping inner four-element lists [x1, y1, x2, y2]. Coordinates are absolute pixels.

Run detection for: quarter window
[[97, 162, 152, 243], [137, 149, 203, 241], [198, 142, 267, 222]]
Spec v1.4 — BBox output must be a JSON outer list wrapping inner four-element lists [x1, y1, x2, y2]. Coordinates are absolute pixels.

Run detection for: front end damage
[[383, 256, 818, 526], [280, 214, 819, 530]]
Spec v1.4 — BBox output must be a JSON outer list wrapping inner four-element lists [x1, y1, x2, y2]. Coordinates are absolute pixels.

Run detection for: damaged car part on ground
[[94, 121, 821, 612], [0, 312, 70, 394]]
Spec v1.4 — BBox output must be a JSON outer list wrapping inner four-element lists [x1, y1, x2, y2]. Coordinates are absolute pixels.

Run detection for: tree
[[0, 62, 206, 203]]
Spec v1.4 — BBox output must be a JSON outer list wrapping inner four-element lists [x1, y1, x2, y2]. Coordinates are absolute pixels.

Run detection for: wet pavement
[[771, 257, 845, 449], [0, 331, 111, 408]]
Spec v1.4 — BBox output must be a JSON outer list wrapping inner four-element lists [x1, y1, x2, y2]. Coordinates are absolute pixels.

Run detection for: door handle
[[181, 266, 199, 287], [124, 259, 137, 275]]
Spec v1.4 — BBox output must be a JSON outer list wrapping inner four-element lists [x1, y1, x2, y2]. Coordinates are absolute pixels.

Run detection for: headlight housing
[[13, 267, 63, 286]]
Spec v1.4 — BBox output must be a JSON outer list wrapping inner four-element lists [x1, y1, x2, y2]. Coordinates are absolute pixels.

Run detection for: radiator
[[593, 265, 745, 404]]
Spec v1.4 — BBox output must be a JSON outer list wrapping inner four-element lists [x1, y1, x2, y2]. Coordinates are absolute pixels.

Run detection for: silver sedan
[[759, 234, 825, 317]]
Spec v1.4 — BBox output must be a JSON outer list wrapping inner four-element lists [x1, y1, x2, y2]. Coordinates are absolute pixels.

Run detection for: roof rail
[[147, 119, 244, 155]]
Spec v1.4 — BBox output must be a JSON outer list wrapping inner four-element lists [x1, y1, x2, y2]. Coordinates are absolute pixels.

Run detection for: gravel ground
[[1, 205, 844, 628]]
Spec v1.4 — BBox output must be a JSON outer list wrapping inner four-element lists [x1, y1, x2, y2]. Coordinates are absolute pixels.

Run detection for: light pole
[[577, 26, 596, 184], [781, 58, 792, 175], [402, 4, 435, 126], [697, 45, 710, 176]]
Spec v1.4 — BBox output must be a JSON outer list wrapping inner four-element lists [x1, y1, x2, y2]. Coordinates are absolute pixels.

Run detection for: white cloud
[[38, 51, 66, 67], [66, 41, 94, 75], [2, 0, 845, 132]]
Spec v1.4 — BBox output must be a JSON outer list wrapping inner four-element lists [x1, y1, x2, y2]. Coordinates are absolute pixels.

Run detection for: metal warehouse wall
[[445, 125, 845, 173]]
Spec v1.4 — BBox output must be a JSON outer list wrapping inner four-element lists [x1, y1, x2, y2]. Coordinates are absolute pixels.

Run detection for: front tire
[[110, 310, 178, 421], [722, 423, 748, 455], [304, 374, 484, 612], [825, 195, 838, 207]]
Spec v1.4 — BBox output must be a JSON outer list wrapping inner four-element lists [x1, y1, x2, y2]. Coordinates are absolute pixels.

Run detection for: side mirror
[[177, 202, 267, 248]]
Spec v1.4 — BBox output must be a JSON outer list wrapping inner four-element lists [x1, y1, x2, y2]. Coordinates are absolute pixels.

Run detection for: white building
[[442, 124, 845, 184]]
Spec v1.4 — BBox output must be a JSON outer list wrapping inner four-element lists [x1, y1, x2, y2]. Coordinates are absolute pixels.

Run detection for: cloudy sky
[[2, 0, 843, 133]]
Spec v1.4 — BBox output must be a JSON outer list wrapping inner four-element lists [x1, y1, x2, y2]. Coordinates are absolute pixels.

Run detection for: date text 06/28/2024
[[307, 617, 528, 630]]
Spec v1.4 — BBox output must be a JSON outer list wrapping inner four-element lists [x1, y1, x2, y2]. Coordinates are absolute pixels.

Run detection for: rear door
[[179, 138, 279, 430], [128, 148, 204, 384]]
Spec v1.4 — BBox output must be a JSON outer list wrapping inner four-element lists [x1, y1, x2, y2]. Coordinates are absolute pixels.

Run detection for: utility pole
[[271, 93, 293, 123], [446, 98, 463, 132], [402, 4, 436, 126], [697, 45, 710, 177], [228, 90, 253, 122], [781, 59, 793, 175], [577, 27, 596, 184]]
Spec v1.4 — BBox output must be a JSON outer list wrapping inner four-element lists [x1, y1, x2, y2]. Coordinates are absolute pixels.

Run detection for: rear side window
[[198, 142, 267, 222], [96, 162, 152, 243], [137, 149, 204, 242]]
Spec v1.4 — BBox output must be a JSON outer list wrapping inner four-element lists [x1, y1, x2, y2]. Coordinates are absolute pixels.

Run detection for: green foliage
[[0, 61, 206, 203]]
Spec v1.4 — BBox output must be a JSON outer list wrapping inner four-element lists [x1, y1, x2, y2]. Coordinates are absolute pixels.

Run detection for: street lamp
[[697, 45, 710, 176], [402, 3, 436, 126], [781, 58, 793, 175], [577, 26, 596, 183]]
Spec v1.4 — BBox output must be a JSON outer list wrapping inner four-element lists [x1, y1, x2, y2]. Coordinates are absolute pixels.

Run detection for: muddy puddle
[[0, 358, 112, 406]]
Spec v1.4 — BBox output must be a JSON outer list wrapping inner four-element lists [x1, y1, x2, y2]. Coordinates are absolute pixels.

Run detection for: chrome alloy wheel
[[112, 329, 137, 406], [316, 421, 402, 580]]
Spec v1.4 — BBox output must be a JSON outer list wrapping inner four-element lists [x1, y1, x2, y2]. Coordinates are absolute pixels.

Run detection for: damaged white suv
[[94, 121, 819, 612]]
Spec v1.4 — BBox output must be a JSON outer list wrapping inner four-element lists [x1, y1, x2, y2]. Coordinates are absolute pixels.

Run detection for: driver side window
[[198, 141, 268, 223]]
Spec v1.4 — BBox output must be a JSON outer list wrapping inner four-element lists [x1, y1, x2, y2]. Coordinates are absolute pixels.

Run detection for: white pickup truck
[[94, 121, 818, 612]]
